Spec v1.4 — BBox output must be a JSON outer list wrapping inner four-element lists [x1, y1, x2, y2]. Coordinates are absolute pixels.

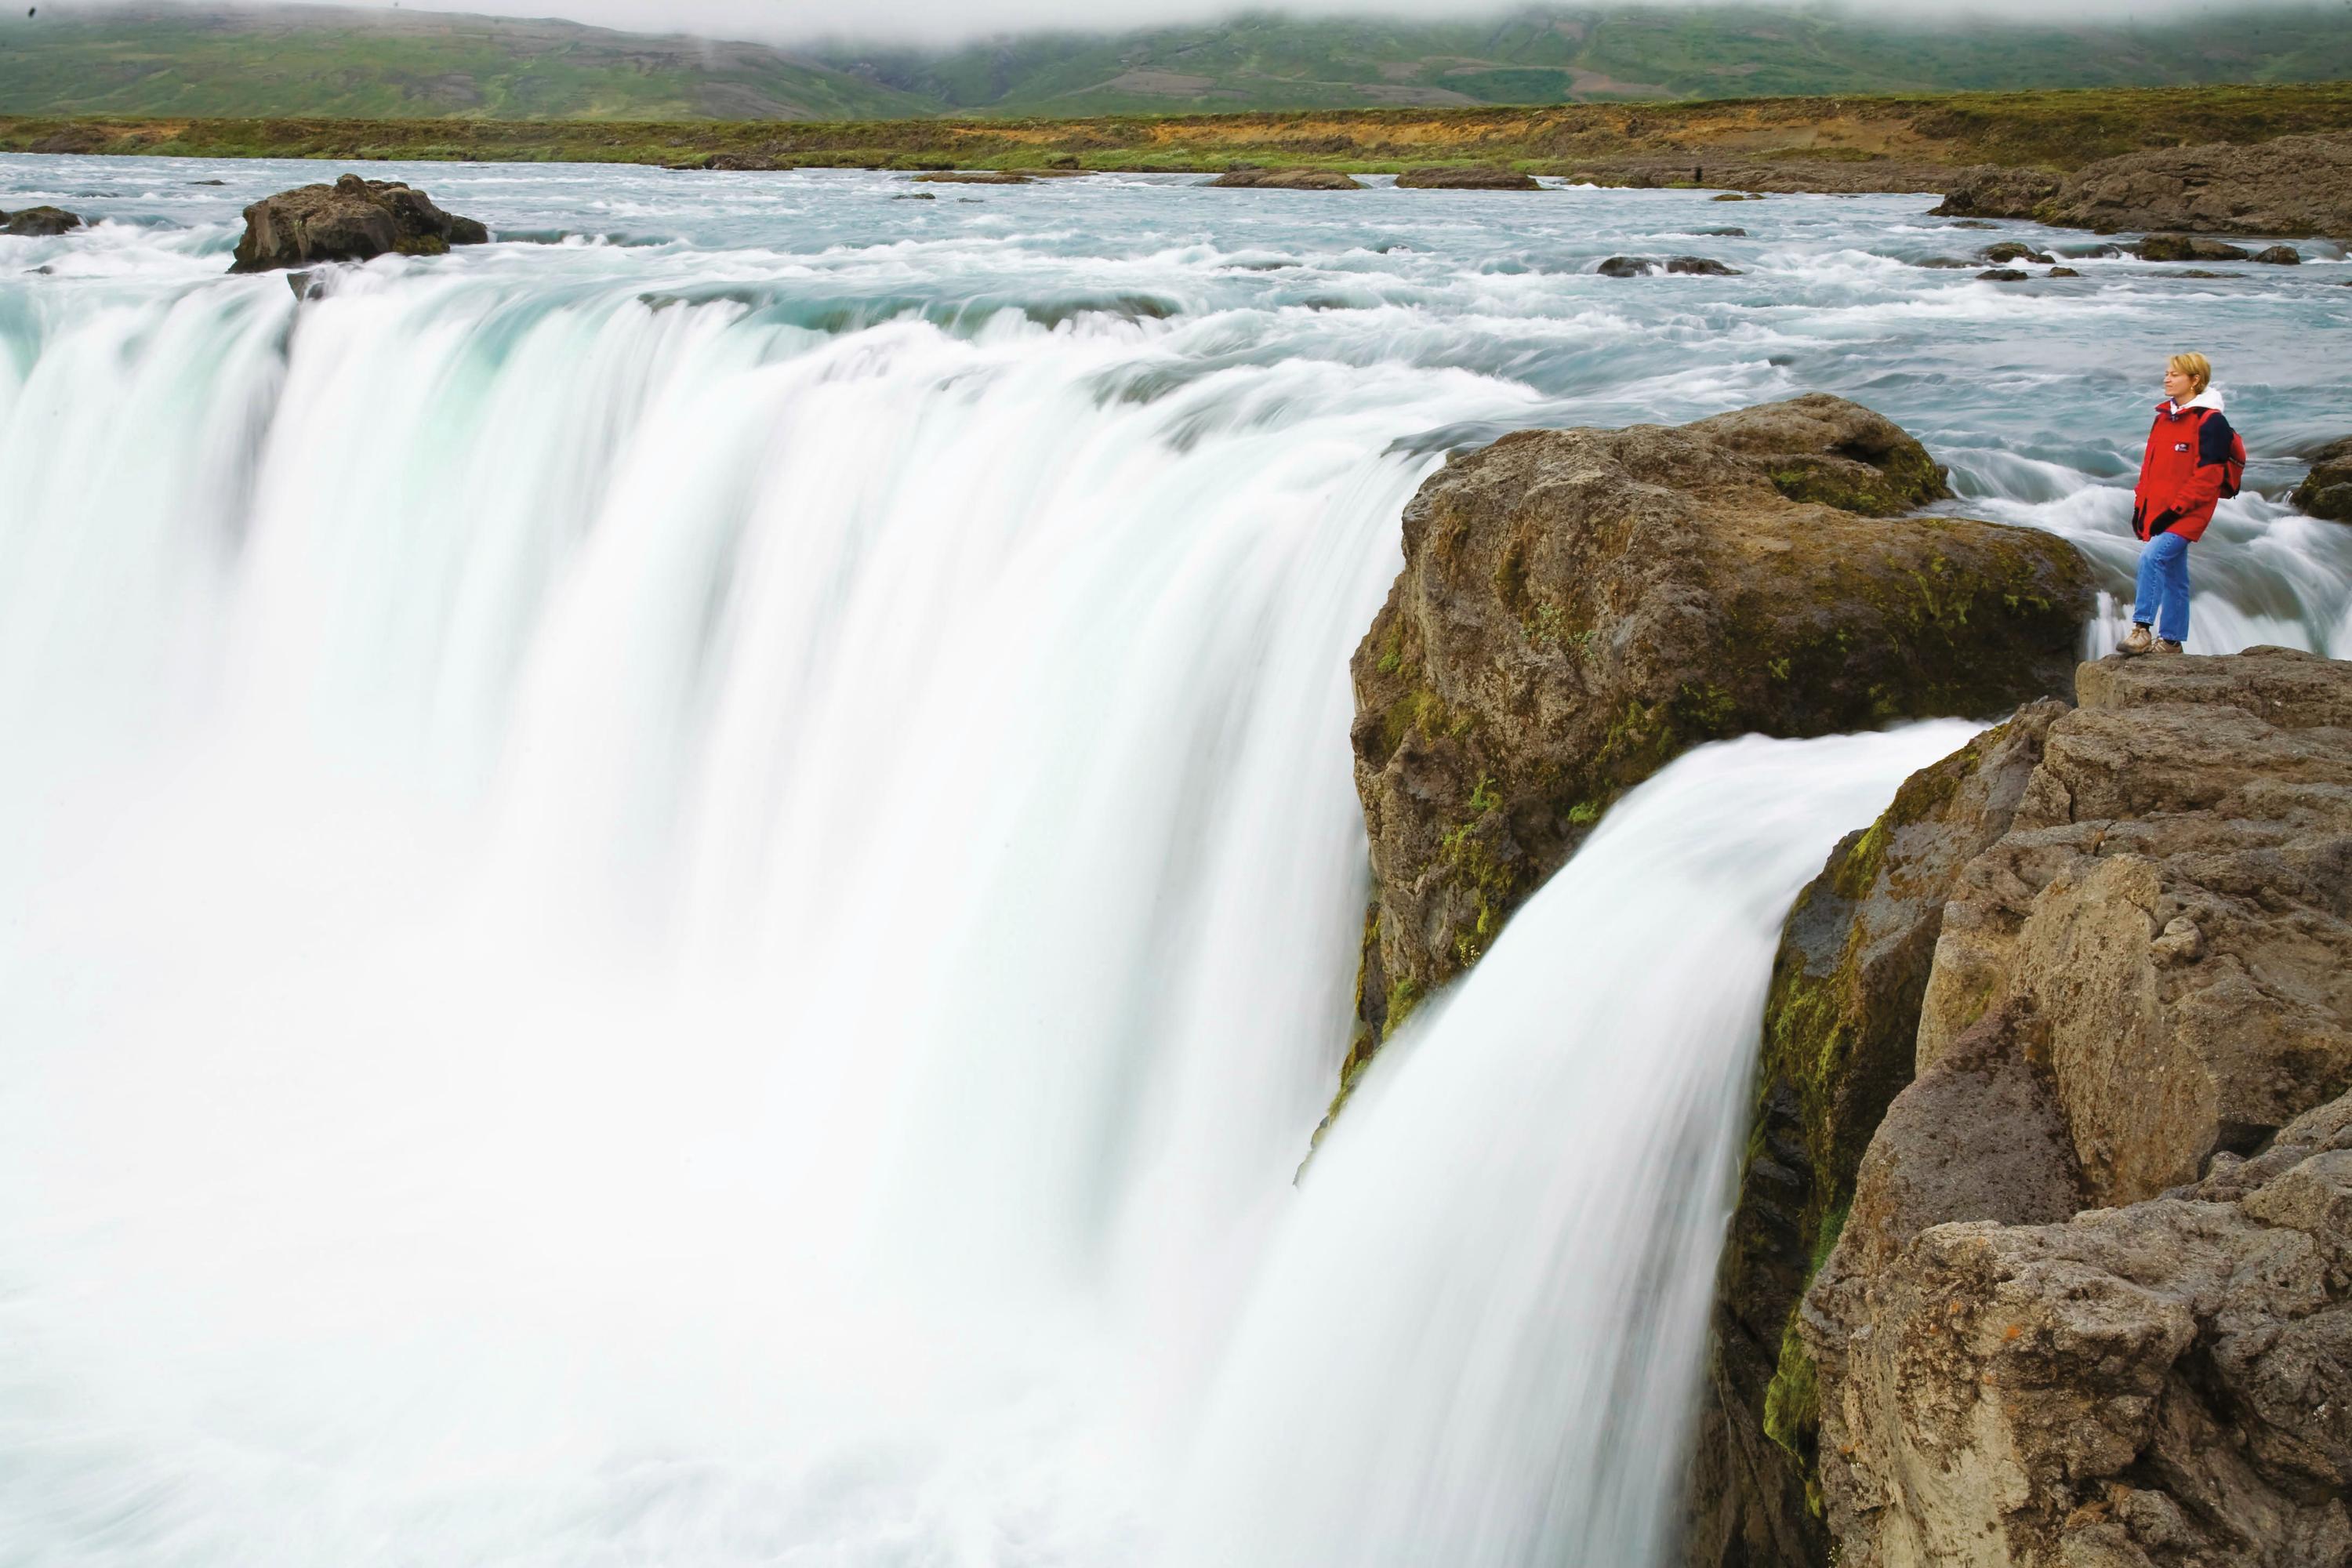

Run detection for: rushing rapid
[[1, 154, 2346, 1566]]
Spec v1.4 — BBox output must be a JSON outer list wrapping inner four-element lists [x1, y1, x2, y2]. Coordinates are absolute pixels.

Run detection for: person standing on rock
[[2121, 352, 2244, 655]]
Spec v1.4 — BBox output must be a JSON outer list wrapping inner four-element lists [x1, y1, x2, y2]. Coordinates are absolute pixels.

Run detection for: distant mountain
[[0, 5, 932, 121], [813, 6, 2352, 114], [3, 2, 2350, 122]]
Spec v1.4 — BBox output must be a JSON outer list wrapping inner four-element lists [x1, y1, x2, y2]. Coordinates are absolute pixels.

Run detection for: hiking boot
[[2154, 638, 2185, 655], [2118, 623, 2154, 656]]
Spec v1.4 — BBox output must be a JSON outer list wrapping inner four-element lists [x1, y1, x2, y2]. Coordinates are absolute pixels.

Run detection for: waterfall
[[1166, 724, 1980, 1565], [3, 168, 2347, 1564]]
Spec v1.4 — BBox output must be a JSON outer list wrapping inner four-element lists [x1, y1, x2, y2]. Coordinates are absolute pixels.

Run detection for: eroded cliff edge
[[1340, 394, 2092, 1094], [1704, 646, 2352, 1568]]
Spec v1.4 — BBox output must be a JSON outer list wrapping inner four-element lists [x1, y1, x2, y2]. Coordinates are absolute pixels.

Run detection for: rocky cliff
[[1697, 646, 2352, 1568], [1341, 395, 2092, 1096]]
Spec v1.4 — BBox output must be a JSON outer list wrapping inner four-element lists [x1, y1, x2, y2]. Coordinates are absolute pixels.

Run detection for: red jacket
[[2132, 393, 2235, 543]]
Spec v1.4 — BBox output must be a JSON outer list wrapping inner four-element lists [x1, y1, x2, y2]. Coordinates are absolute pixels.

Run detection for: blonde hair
[[2169, 352, 2212, 394]]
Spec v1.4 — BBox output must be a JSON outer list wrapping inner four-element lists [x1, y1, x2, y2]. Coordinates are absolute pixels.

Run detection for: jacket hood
[[2159, 388, 2226, 416]]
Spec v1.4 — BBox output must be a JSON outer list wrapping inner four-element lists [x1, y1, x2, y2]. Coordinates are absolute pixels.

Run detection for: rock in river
[[2294, 436, 2352, 521], [1, 205, 85, 237], [1341, 394, 2092, 1079], [2140, 233, 2249, 262], [228, 174, 489, 274], [1200, 167, 1363, 191], [1393, 165, 1541, 190]]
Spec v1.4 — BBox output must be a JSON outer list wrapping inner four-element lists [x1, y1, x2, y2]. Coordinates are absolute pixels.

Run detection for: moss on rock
[[1345, 395, 2092, 1091]]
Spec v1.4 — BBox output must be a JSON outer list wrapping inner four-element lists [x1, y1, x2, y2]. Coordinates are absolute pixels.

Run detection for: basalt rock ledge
[[1690, 645, 2352, 1568], [1339, 394, 2093, 1097]]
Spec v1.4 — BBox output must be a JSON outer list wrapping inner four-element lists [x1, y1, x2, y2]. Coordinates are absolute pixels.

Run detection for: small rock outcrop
[[2252, 244, 2303, 263], [1932, 165, 2063, 220], [1597, 255, 1741, 277], [1200, 167, 1363, 190], [1980, 241, 2056, 264], [227, 173, 489, 274], [910, 170, 1034, 184], [1933, 132, 2352, 238], [1978, 267, 2029, 281], [2141, 234, 2249, 262], [1343, 394, 2093, 1076], [1394, 165, 1540, 190], [2293, 437, 2352, 522], [1, 205, 85, 237]]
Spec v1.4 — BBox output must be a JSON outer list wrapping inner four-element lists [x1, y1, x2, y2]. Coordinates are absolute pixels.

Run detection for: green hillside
[[817, 6, 2352, 113], [0, 5, 931, 120], [2, 2, 2351, 121]]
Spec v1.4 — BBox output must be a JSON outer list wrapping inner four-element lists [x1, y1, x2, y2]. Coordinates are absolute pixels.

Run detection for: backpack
[[2206, 411, 2247, 499]]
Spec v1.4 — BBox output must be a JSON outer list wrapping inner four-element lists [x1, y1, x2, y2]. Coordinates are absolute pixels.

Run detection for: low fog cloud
[[43, 0, 2299, 46]]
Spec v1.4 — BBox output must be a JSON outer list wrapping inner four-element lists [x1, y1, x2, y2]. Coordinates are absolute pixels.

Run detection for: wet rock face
[[1343, 394, 2092, 1070], [0, 205, 84, 236], [227, 173, 490, 274], [1393, 165, 1539, 190], [1934, 132, 2352, 237], [2293, 436, 2352, 522], [1200, 166, 1363, 190], [1687, 705, 2070, 1568], [1791, 647, 2352, 1568]]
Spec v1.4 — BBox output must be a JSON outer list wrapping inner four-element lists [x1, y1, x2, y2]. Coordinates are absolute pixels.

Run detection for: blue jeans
[[2133, 530, 2190, 643]]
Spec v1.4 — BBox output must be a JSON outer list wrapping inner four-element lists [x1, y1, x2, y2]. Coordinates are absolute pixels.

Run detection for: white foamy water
[[1, 156, 2346, 1565]]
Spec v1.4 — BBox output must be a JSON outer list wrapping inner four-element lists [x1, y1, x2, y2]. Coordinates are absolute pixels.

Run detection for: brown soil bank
[[3, 81, 2348, 195]]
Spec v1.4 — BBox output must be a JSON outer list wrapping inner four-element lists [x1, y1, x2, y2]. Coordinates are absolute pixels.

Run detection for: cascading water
[[1167, 724, 1982, 1567], [2, 155, 2347, 1565]]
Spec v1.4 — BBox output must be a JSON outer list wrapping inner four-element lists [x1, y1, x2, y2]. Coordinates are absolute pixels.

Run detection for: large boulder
[[2294, 437, 2352, 522], [1394, 165, 1541, 190], [227, 173, 490, 274], [1200, 166, 1363, 190], [1933, 132, 2352, 238], [1342, 394, 2093, 1078], [1686, 702, 2070, 1568], [1788, 647, 2352, 1568], [1, 205, 85, 237]]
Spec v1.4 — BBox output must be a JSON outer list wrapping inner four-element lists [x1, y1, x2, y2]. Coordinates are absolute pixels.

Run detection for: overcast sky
[[54, 0, 2298, 46]]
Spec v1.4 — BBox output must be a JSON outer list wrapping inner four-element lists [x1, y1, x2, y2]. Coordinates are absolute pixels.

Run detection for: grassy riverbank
[[4, 82, 2349, 186]]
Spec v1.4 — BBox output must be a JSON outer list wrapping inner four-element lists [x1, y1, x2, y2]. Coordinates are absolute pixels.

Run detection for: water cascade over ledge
[[2, 160, 2350, 1565]]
